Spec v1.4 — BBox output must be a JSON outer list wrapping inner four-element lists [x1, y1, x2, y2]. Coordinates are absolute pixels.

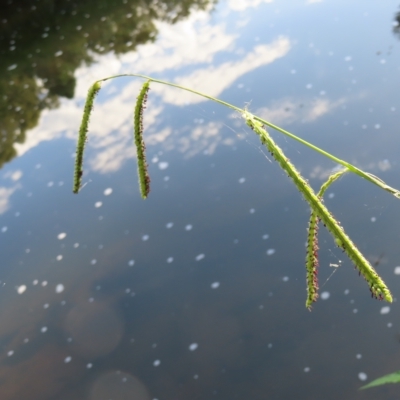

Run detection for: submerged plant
[[74, 74, 399, 308]]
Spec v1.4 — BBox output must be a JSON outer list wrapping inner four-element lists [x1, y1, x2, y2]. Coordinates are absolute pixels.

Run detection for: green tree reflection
[[0, 0, 216, 168]]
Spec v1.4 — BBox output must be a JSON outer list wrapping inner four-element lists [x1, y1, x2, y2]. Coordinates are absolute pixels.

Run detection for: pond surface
[[1, 0, 400, 399]]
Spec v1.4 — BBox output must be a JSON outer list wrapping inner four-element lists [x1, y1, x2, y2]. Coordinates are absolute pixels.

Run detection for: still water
[[1, 0, 400, 399]]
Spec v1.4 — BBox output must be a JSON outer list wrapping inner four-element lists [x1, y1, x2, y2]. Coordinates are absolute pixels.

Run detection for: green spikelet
[[133, 80, 151, 199], [242, 110, 392, 306], [73, 81, 102, 193], [305, 169, 347, 309]]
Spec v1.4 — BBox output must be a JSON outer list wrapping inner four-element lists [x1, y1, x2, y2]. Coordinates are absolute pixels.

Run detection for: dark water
[[1, 1, 400, 399]]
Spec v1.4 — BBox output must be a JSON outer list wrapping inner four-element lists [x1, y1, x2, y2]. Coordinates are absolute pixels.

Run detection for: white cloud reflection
[[228, 0, 274, 11], [0, 186, 19, 214]]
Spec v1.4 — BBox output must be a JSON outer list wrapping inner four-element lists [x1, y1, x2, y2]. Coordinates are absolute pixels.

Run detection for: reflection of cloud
[[0, 186, 18, 214], [4, 170, 22, 181], [228, 0, 273, 11], [157, 38, 291, 105], [255, 96, 345, 126]]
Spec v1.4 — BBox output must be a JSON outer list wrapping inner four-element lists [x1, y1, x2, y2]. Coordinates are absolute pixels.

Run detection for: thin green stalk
[[242, 110, 392, 303]]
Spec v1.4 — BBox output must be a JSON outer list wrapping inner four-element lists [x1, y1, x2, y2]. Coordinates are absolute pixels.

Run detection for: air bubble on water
[[193, 374, 199, 379], [356, 354, 362, 359], [394, 266, 400, 275], [374, 124, 381, 129], [142, 234, 149, 241], [64, 356, 72, 363], [328, 193, 334, 199], [158, 162, 169, 170], [90, 259, 97, 265], [47, 181, 54, 187], [388, 322, 393, 328], [1, 226, 7, 233], [304, 367, 310, 373], [249, 208, 255, 214], [195, 254, 205, 261], [282, 276, 289, 282], [56, 255, 63, 261], [166, 222, 174, 229], [151, 156, 159, 163], [7, 350, 14, 356], [290, 69, 296, 74], [55, 284, 64, 293], [380, 59, 386, 64], [17, 285, 27, 294], [95, 201, 102, 208], [380, 306, 390, 314], [86, 363, 93, 369], [306, 83, 312, 89], [57, 232, 66, 240], [43, 303, 49, 309], [358, 372, 367, 381], [41, 326, 48, 333], [344, 56, 352, 61], [320, 291, 330, 300], [185, 224, 193, 231], [153, 359, 161, 367], [266, 249, 275, 256], [167, 257, 174, 263], [164, 176, 170, 181], [32, 280, 38, 285], [370, 217, 376, 222], [262, 234, 269, 240], [268, 343, 273, 349], [104, 188, 112, 196], [211, 282, 220, 289], [189, 343, 198, 351], [128, 260, 135, 266], [353, 309, 358, 313], [73, 243, 79, 248], [238, 177, 246, 183]]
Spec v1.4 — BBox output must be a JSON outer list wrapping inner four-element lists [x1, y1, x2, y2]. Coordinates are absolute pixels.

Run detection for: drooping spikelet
[[73, 81, 102, 193], [133, 80, 151, 199]]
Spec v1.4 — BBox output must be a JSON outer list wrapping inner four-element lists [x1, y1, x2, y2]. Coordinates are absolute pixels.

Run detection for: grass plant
[[74, 74, 399, 308]]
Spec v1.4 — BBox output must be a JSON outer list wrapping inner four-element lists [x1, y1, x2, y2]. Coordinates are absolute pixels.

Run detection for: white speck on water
[[25, 248, 30, 254], [128, 259, 135, 266], [290, 69, 296, 74], [55, 284, 64, 293], [56, 255, 63, 261], [151, 156, 159, 163], [320, 90, 326, 95], [233, 239, 239, 244], [55, 50, 63, 57], [320, 291, 330, 300], [73, 243, 79, 248], [7, 64, 17, 71], [1, 226, 8, 233], [238, 177, 246, 183], [356, 354, 362, 359], [47, 181, 54, 187], [17, 285, 27, 294], [64, 356, 72, 363], [380, 59, 386, 64], [166, 257, 174, 263], [374, 124, 381, 129], [282, 276, 289, 282], [268, 343, 273, 349], [344, 289, 350, 295], [344, 56, 352, 62], [7, 350, 14, 356], [88, 297, 94, 302], [185, 224, 193, 231], [153, 359, 161, 367], [158, 162, 169, 170], [358, 372, 367, 381], [193, 374, 199, 379], [262, 234, 269, 240], [195, 254, 205, 261], [211, 282, 220, 289], [328, 193, 335, 199], [94, 201, 102, 208], [86, 363, 93, 369], [32, 280, 38, 285], [43, 303, 49, 309], [166, 222, 174, 229], [304, 367, 310, 373], [142, 234, 149, 241], [41, 326, 48, 333], [391, 106, 396, 111], [388, 322, 393, 328], [370, 217, 376, 222], [266, 249, 275, 256], [189, 343, 198, 351], [380, 306, 390, 314], [164, 176, 170, 181], [57, 232, 66, 240], [90, 259, 97, 265], [15, 212, 20, 217], [362, 124, 367, 129], [104, 188, 112, 196], [306, 83, 312, 89], [394, 266, 400, 275], [353, 309, 358, 313]]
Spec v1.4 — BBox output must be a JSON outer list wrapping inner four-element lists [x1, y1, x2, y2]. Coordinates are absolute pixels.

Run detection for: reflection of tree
[[394, 10, 400, 39], [0, 0, 216, 169]]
